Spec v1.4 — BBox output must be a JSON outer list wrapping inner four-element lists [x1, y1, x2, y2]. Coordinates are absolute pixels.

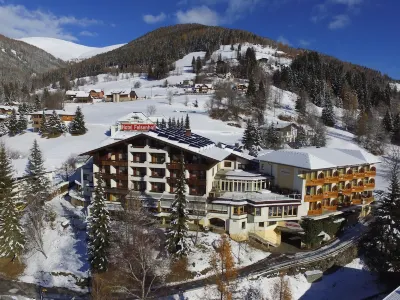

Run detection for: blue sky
[[0, 0, 399, 79]]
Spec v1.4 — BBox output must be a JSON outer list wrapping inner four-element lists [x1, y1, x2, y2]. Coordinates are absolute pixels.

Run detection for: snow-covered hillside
[[19, 37, 125, 61]]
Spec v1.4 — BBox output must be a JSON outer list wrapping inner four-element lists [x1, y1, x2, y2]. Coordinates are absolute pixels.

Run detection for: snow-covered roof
[[65, 90, 78, 96], [117, 112, 150, 123], [0, 114, 8, 119], [105, 89, 130, 95], [213, 190, 300, 204], [75, 91, 90, 98], [223, 170, 266, 180], [257, 148, 381, 170], [384, 286, 400, 300], [90, 89, 102, 93], [0, 105, 17, 111], [30, 110, 76, 116]]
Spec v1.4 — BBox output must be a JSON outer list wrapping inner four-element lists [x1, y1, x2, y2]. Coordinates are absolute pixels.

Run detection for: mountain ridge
[[18, 37, 126, 61]]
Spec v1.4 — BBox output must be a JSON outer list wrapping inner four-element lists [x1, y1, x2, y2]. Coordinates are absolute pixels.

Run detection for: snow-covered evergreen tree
[[392, 113, 400, 145], [267, 123, 282, 150], [382, 109, 393, 133], [249, 125, 262, 157], [310, 121, 327, 147], [166, 156, 189, 257], [25, 140, 50, 205], [69, 106, 87, 135], [242, 119, 255, 151], [0, 144, 25, 258], [363, 150, 400, 272], [46, 110, 66, 137], [34, 95, 41, 111], [180, 117, 184, 129], [7, 109, 19, 136], [39, 111, 48, 135], [171, 117, 176, 129], [176, 118, 181, 128], [161, 118, 166, 129], [296, 126, 308, 148], [0, 122, 9, 137], [88, 174, 111, 272], [168, 117, 172, 128], [321, 97, 335, 127], [185, 114, 190, 129], [17, 111, 28, 132]]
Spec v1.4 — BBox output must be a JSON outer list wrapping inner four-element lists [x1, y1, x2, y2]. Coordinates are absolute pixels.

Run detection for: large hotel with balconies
[[81, 127, 379, 247]]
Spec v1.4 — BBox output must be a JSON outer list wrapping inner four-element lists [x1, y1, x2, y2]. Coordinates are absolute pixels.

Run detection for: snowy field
[[19, 196, 89, 291], [169, 258, 383, 300]]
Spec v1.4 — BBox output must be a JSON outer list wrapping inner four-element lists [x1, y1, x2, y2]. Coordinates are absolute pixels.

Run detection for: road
[[154, 221, 369, 298]]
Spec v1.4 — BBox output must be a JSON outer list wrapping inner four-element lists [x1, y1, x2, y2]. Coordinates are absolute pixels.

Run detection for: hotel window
[[323, 184, 330, 192], [242, 222, 246, 229], [324, 170, 332, 177], [269, 206, 281, 218], [224, 161, 232, 168], [259, 222, 264, 228], [283, 205, 298, 216], [338, 168, 345, 175], [268, 221, 277, 226], [306, 186, 315, 195], [255, 207, 261, 216]]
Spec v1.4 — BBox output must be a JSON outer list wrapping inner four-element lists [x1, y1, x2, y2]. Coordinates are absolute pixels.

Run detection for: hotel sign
[[121, 123, 156, 131]]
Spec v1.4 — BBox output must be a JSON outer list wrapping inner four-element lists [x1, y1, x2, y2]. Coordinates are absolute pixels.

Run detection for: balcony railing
[[104, 187, 128, 194], [352, 186, 364, 192], [99, 173, 128, 180], [188, 177, 207, 185], [323, 191, 338, 198], [352, 198, 362, 205], [364, 183, 375, 189], [341, 188, 353, 195], [322, 205, 337, 211], [307, 209, 323, 216], [325, 176, 339, 183], [365, 170, 376, 176], [304, 194, 324, 202], [353, 172, 365, 179], [186, 164, 208, 171], [101, 160, 128, 167], [344, 174, 354, 180], [132, 158, 146, 163], [305, 178, 325, 186], [166, 163, 180, 170]]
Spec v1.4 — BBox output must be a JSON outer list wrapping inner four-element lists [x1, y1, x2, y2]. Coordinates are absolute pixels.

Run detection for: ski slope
[[19, 37, 125, 61]]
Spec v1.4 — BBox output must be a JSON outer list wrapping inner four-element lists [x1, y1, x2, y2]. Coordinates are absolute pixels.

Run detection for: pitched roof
[[65, 90, 78, 96], [75, 91, 90, 98], [90, 89, 102, 93], [30, 110, 76, 116], [257, 147, 380, 170]]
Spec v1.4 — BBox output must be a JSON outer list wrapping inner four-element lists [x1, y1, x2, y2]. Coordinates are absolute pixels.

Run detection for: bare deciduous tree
[[25, 194, 47, 259], [146, 105, 157, 116], [184, 95, 189, 107], [271, 272, 293, 300]]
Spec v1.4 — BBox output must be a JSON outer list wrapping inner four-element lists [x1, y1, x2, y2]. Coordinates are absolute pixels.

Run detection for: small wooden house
[[89, 89, 104, 99], [74, 91, 93, 103]]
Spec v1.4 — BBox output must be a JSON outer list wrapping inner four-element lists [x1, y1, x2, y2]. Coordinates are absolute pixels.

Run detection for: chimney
[[185, 128, 191, 137]]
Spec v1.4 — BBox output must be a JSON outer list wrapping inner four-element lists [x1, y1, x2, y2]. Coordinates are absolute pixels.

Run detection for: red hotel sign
[[121, 123, 156, 131]]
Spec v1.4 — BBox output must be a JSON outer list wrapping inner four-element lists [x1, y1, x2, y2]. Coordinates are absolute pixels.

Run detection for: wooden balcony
[[186, 164, 208, 171], [166, 163, 180, 170], [101, 160, 128, 167], [307, 209, 323, 216], [188, 177, 207, 186], [363, 197, 374, 205], [344, 174, 354, 180], [305, 178, 325, 186], [325, 176, 339, 183], [323, 205, 337, 211], [341, 188, 352, 195], [353, 173, 365, 179], [167, 177, 178, 185], [304, 194, 324, 202], [364, 183, 375, 190], [365, 170, 376, 176], [352, 186, 364, 192], [352, 198, 362, 205], [99, 173, 128, 180], [104, 187, 129, 194], [323, 191, 339, 198]]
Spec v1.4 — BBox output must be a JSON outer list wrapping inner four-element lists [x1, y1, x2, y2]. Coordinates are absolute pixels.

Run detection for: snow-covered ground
[[170, 258, 383, 300], [19, 196, 89, 291], [184, 231, 269, 280], [19, 37, 125, 61]]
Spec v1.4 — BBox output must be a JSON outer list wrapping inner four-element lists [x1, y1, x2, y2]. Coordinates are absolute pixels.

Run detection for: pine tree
[[25, 140, 50, 206], [17, 111, 28, 132], [88, 174, 111, 272], [362, 150, 400, 272], [0, 144, 25, 259], [185, 114, 190, 129], [321, 98, 335, 127], [168, 117, 172, 128], [39, 111, 48, 135], [46, 110, 66, 137], [176, 118, 181, 128], [161, 118, 166, 129], [196, 57, 202, 74], [246, 77, 257, 99], [242, 119, 255, 151], [180, 117, 184, 129], [166, 155, 189, 257], [296, 126, 308, 148], [249, 126, 262, 157], [0, 122, 9, 137], [191, 56, 196, 73], [171, 117, 176, 129], [7, 109, 19, 136], [310, 121, 327, 147], [382, 109, 393, 133], [156, 119, 159, 127], [69, 106, 87, 135], [267, 123, 283, 150]]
